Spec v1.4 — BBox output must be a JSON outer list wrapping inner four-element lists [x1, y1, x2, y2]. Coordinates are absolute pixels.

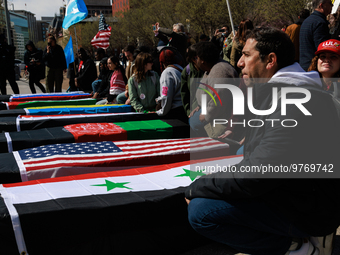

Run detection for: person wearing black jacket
[[75, 48, 97, 93], [0, 34, 20, 95], [153, 22, 188, 63], [185, 27, 340, 255], [24, 41, 46, 94], [43, 35, 67, 92]]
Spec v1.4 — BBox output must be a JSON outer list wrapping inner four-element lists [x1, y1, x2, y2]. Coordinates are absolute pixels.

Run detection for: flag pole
[[74, 26, 79, 50], [225, 0, 235, 36]]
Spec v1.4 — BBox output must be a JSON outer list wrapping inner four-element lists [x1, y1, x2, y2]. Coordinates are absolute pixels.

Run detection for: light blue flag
[[64, 36, 75, 67], [62, 0, 88, 29]]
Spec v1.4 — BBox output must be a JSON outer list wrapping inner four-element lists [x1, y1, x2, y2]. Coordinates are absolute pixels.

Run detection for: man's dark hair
[[195, 41, 220, 64], [246, 26, 295, 70], [186, 44, 198, 63], [96, 48, 105, 56], [124, 44, 135, 54], [299, 9, 310, 19], [312, 0, 326, 10]]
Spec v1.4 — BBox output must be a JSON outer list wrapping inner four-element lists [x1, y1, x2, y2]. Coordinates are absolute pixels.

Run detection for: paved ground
[[4, 71, 69, 95], [4, 73, 340, 255]]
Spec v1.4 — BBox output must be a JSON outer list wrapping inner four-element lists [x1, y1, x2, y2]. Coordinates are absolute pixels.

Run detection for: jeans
[[116, 92, 128, 104], [188, 198, 308, 255], [92, 79, 102, 93]]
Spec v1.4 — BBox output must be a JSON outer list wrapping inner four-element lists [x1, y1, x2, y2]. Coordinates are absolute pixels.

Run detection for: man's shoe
[[310, 232, 335, 255], [285, 239, 319, 255]]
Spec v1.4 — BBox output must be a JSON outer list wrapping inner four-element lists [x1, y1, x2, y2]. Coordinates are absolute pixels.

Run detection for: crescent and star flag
[[91, 13, 111, 49], [0, 119, 189, 153], [64, 36, 75, 67], [0, 137, 230, 183], [62, 0, 88, 29], [0, 155, 243, 255]]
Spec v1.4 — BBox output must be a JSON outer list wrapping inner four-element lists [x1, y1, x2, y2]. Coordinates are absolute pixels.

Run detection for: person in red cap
[[308, 39, 340, 91]]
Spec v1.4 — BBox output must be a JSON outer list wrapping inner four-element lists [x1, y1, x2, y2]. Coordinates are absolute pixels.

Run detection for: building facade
[[9, 12, 28, 60], [83, 0, 112, 18], [12, 10, 38, 43], [112, 0, 129, 16], [36, 20, 50, 42]]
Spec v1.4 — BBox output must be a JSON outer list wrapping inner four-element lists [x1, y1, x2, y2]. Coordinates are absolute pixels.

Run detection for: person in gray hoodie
[[156, 48, 187, 123]]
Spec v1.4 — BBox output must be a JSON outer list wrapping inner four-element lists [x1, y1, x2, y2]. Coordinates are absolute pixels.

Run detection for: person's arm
[[128, 77, 145, 112]]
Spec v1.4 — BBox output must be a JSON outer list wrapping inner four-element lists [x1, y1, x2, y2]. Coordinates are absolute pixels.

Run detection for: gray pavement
[[4, 76, 67, 95]]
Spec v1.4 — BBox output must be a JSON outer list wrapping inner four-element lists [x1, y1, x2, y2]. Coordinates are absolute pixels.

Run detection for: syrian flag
[[91, 13, 111, 49], [0, 119, 189, 153], [0, 112, 159, 133], [0, 104, 132, 118], [0, 137, 230, 183], [4, 98, 96, 110], [0, 155, 243, 255]]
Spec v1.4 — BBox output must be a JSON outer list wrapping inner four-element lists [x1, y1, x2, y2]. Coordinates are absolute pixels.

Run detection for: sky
[[10, 0, 66, 20]]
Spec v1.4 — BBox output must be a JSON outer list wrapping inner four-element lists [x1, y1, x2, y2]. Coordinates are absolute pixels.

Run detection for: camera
[[218, 29, 226, 32], [48, 42, 51, 47]]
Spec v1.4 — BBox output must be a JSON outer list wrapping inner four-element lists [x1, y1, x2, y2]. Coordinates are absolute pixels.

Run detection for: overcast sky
[[10, 0, 65, 20]]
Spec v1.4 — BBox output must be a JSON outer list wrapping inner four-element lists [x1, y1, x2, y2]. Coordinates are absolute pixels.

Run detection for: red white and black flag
[[91, 13, 111, 49]]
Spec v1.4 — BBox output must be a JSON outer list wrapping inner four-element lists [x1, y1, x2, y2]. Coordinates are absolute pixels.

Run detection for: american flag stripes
[[91, 13, 111, 49], [14, 138, 229, 181]]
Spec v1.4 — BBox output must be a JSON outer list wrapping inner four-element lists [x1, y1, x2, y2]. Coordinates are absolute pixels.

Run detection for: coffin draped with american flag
[[0, 119, 189, 153], [0, 155, 243, 255], [0, 137, 230, 183]]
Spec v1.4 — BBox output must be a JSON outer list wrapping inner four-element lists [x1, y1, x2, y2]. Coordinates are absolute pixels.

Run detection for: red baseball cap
[[315, 39, 340, 55]]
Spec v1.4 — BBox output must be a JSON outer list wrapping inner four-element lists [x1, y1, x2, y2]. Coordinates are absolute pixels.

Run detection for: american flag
[[15, 138, 229, 180], [91, 13, 111, 49]]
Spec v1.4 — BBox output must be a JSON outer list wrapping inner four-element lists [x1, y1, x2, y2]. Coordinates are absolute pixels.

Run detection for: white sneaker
[[310, 232, 335, 255], [286, 239, 319, 255]]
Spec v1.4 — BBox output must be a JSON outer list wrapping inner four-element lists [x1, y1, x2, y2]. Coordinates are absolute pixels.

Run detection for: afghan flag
[[0, 155, 243, 255], [0, 137, 230, 183], [1, 98, 96, 110], [0, 112, 159, 132], [0, 92, 92, 102], [0, 105, 132, 117], [0, 119, 189, 153]]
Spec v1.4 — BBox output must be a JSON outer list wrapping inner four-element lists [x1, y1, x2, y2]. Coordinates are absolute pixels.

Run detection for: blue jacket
[[299, 10, 330, 71]]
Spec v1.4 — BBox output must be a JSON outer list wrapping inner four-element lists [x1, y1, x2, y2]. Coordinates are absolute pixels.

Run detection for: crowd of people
[[0, 1, 340, 254]]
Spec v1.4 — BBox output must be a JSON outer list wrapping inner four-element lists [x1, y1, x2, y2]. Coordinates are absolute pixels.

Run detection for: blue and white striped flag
[[62, 0, 88, 29]]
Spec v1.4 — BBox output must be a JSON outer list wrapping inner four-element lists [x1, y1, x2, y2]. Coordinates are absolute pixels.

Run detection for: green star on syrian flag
[[92, 180, 132, 191], [175, 168, 206, 181]]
